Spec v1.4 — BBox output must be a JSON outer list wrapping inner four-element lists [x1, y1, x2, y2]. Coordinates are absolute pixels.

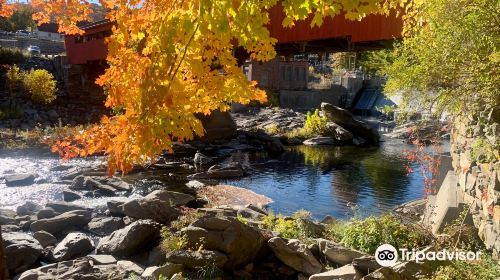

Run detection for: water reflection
[[224, 139, 439, 220]]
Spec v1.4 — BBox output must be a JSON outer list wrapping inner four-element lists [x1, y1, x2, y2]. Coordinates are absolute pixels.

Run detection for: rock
[[87, 254, 117, 264], [107, 200, 126, 216], [88, 217, 125, 235], [30, 210, 92, 234], [53, 232, 94, 261], [309, 264, 363, 280], [142, 263, 183, 279], [97, 219, 161, 257], [324, 122, 353, 143], [166, 249, 228, 269], [47, 109, 59, 120], [268, 237, 322, 275], [265, 137, 286, 154], [18, 257, 140, 280], [148, 244, 167, 266], [33, 230, 57, 247], [317, 239, 365, 266], [16, 201, 42, 216], [352, 255, 381, 275], [5, 173, 35, 187], [50, 165, 74, 172], [321, 103, 379, 145], [296, 219, 325, 238], [362, 261, 434, 280], [193, 151, 214, 166], [63, 188, 82, 202], [196, 110, 237, 141], [321, 215, 336, 224], [2, 224, 21, 232], [170, 273, 185, 280], [186, 180, 206, 189], [3, 232, 43, 274], [303, 137, 335, 146], [86, 176, 132, 192], [69, 175, 86, 189], [45, 201, 88, 213], [122, 190, 195, 223], [0, 208, 17, 225], [117, 260, 144, 276], [36, 207, 57, 219], [182, 216, 265, 268], [188, 163, 245, 180]]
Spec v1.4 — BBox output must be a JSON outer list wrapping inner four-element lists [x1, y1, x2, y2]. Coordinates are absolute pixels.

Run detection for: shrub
[[261, 210, 317, 240], [161, 227, 188, 254], [286, 109, 328, 139], [303, 109, 328, 136], [6, 65, 23, 94], [0, 48, 29, 65], [325, 214, 430, 254], [429, 253, 500, 280], [0, 107, 23, 120], [194, 263, 224, 279], [23, 69, 57, 104]]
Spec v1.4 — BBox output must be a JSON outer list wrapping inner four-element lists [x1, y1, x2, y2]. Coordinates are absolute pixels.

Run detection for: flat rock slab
[[5, 173, 35, 187], [196, 185, 272, 207]]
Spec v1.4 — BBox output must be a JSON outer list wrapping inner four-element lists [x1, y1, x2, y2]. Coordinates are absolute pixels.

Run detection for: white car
[[27, 45, 41, 55]]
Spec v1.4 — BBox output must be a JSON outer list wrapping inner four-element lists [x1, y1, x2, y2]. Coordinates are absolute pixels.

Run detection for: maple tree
[[0, 0, 409, 173]]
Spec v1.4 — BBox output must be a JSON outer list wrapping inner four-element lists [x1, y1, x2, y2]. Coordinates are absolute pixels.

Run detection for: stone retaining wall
[[0, 35, 65, 55], [451, 114, 500, 257]]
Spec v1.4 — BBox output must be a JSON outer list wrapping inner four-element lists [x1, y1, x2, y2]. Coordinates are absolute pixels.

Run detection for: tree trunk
[[0, 226, 8, 280]]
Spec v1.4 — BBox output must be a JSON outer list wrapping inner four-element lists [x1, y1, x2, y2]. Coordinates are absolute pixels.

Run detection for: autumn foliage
[[1, 0, 407, 173]]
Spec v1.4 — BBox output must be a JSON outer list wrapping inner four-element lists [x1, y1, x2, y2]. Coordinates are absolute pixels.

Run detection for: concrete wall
[[451, 114, 500, 258], [279, 87, 345, 110]]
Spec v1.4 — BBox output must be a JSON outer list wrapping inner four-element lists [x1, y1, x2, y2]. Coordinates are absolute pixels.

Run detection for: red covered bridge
[[65, 7, 403, 65]]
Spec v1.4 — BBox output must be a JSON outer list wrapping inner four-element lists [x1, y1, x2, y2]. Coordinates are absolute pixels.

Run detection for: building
[[36, 23, 64, 41], [243, 58, 309, 90]]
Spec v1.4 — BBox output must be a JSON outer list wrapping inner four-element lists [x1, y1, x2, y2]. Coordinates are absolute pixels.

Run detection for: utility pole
[[0, 227, 7, 280]]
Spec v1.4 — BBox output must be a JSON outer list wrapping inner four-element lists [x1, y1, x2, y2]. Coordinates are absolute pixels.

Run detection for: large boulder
[[0, 209, 17, 225], [166, 249, 228, 269], [303, 137, 335, 146], [141, 263, 183, 279], [53, 232, 94, 261], [5, 173, 35, 187], [45, 201, 88, 213], [182, 216, 265, 268], [122, 190, 195, 223], [324, 122, 354, 143], [87, 217, 125, 235], [317, 238, 365, 266], [97, 219, 161, 257], [309, 264, 363, 280], [3, 232, 43, 274], [267, 237, 322, 276], [33, 231, 57, 248], [18, 256, 141, 280], [321, 103, 379, 145], [16, 201, 42, 216], [30, 210, 92, 234], [196, 110, 237, 141]]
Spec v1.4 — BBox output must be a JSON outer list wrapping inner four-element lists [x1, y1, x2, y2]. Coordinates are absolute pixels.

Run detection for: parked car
[[27, 45, 41, 55], [16, 30, 30, 37]]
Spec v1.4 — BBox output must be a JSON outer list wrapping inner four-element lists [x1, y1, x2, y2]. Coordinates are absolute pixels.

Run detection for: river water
[[0, 139, 448, 220]]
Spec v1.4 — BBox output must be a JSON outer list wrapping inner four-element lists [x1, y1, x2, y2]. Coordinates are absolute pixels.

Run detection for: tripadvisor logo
[[375, 244, 398, 267], [375, 244, 482, 267]]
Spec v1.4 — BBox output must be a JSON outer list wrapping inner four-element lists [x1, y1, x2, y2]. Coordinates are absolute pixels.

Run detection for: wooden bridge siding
[[268, 5, 403, 44], [65, 22, 113, 64]]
